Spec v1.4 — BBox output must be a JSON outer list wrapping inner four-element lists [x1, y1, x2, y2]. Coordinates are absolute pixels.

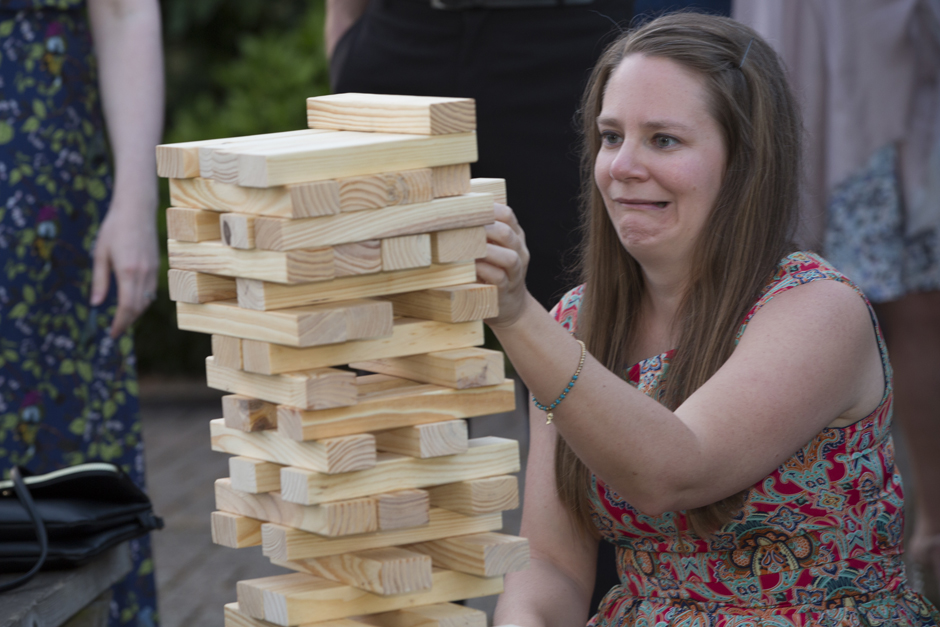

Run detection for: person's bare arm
[[87, 0, 164, 337], [325, 0, 370, 59]]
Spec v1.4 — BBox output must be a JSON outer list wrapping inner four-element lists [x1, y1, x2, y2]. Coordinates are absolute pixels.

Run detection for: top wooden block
[[307, 94, 475, 135]]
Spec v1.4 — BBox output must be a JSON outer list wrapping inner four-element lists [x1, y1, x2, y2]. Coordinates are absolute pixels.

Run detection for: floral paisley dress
[[0, 2, 157, 626], [551, 252, 940, 626]]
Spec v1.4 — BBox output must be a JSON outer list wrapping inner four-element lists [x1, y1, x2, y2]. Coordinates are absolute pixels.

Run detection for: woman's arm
[[494, 400, 599, 626], [325, 0, 369, 59], [87, 0, 164, 338], [479, 204, 885, 516]]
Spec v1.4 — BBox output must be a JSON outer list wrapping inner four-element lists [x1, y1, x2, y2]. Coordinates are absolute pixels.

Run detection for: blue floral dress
[[0, 2, 157, 625]]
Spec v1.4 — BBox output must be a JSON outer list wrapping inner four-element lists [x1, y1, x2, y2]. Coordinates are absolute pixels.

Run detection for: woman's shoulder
[[549, 285, 585, 333]]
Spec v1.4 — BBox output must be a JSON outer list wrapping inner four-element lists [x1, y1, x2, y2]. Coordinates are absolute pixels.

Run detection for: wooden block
[[384, 285, 497, 323], [237, 262, 477, 311], [180, 299, 393, 348], [351, 348, 504, 390], [469, 178, 507, 204], [241, 318, 482, 375], [211, 419, 374, 473], [431, 164, 471, 198], [211, 511, 262, 548], [201, 131, 339, 181], [376, 489, 430, 531], [430, 228, 488, 264], [166, 206, 222, 242], [254, 194, 493, 252], [213, 334, 243, 370], [216, 478, 377, 536], [168, 240, 334, 285], [170, 177, 343, 219], [406, 533, 529, 577], [237, 568, 501, 626], [274, 548, 432, 596], [230, 456, 283, 493], [278, 377, 515, 441], [307, 94, 476, 135], [380, 234, 431, 271], [261, 508, 502, 562], [222, 213, 256, 249], [207, 358, 357, 410], [168, 269, 237, 304], [279, 437, 519, 505], [223, 394, 278, 432], [334, 241, 382, 277], [338, 169, 433, 213], [427, 476, 518, 516], [225, 603, 368, 627], [374, 421, 468, 459], [358, 604, 486, 627]]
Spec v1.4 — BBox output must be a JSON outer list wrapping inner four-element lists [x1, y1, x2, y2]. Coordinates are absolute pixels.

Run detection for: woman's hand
[[476, 202, 532, 328]]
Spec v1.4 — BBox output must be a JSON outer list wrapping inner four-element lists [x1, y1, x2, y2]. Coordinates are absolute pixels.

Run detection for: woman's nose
[[609, 142, 648, 182]]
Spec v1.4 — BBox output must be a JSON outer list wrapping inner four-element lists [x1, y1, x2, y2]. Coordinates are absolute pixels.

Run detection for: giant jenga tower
[[156, 94, 527, 627]]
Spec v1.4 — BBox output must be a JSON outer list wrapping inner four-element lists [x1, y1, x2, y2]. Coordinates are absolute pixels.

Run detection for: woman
[[483, 13, 940, 626]]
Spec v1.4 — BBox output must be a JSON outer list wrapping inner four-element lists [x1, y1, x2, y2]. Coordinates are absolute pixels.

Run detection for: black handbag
[[0, 462, 163, 592]]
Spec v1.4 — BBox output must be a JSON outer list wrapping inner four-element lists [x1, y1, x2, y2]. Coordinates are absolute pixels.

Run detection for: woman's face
[[594, 54, 727, 268]]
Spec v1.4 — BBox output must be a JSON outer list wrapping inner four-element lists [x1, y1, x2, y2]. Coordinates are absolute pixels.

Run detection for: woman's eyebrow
[[596, 116, 695, 133]]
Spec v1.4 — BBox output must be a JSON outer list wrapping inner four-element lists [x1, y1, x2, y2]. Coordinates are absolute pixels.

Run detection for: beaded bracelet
[[532, 339, 586, 425]]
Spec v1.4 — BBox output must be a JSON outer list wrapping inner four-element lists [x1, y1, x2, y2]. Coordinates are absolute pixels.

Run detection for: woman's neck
[[629, 260, 689, 363]]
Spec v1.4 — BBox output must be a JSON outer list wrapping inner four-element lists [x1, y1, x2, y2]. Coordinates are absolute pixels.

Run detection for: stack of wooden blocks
[[155, 94, 527, 627]]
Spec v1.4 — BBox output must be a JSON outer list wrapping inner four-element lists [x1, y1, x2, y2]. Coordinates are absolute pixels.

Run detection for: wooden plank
[[211, 511, 262, 548], [180, 299, 393, 348], [351, 348, 504, 390], [384, 285, 497, 323], [273, 548, 432, 596], [168, 240, 334, 285], [237, 568, 501, 626], [224, 603, 366, 627], [221, 213, 256, 249], [374, 421, 468, 459], [223, 394, 278, 432], [254, 193, 493, 251], [237, 262, 477, 311], [334, 241, 382, 277], [338, 169, 433, 213], [430, 228, 487, 264], [381, 234, 431, 272], [166, 206, 222, 242], [202, 131, 339, 181], [469, 178, 507, 204], [207, 358, 357, 410], [170, 177, 342, 219], [229, 456, 283, 493], [261, 508, 502, 562], [358, 604, 486, 627], [431, 164, 471, 198], [376, 490, 429, 531], [306, 94, 475, 135], [279, 437, 519, 505], [212, 334, 243, 370], [241, 318, 482, 375], [426, 476, 518, 516], [277, 377, 515, 441], [211, 419, 374, 473], [167, 269, 237, 304], [406, 533, 529, 577], [216, 478, 377, 536]]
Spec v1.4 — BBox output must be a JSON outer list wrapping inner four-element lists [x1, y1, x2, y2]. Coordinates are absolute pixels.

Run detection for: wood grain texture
[[351, 348, 504, 389], [229, 456, 282, 493], [374, 421, 468, 459], [429, 227, 488, 264], [212, 334, 243, 369], [376, 489, 430, 531], [279, 437, 519, 505], [222, 394, 278, 432], [426, 475, 518, 516], [221, 213, 256, 249], [261, 508, 502, 562], [166, 206, 222, 242], [273, 548, 432, 596], [210, 511, 262, 548], [333, 241, 382, 277], [277, 377, 515, 441], [430, 164, 471, 198], [380, 234, 431, 271], [167, 269, 237, 304], [236, 262, 477, 311], [406, 533, 529, 577], [357, 603, 486, 627], [180, 299, 392, 348], [224, 603, 366, 627], [200, 131, 338, 181], [338, 169, 433, 213], [384, 284, 497, 323], [241, 318, 481, 375], [306, 94, 476, 135], [170, 177, 342, 219], [211, 419, 374, 473], [215, 478, 377, 537], [206, 358, 357, 410], [168, 240, 334, 285], [468, 178, 507, 204]]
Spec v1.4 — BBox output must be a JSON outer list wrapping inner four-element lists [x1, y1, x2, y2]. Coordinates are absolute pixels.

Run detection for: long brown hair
[[555, 13, 802, 538]]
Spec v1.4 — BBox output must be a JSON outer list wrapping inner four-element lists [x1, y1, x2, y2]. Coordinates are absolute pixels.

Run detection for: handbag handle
[[0, 467, 49, 593]]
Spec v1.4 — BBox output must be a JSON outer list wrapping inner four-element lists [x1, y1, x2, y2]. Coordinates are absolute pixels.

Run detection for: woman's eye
[[600, 131, 621, 146], [653, 134, 678, 148]]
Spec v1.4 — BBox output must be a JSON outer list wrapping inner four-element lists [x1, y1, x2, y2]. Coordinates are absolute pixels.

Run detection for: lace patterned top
[[550, 251, 939, 626]]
